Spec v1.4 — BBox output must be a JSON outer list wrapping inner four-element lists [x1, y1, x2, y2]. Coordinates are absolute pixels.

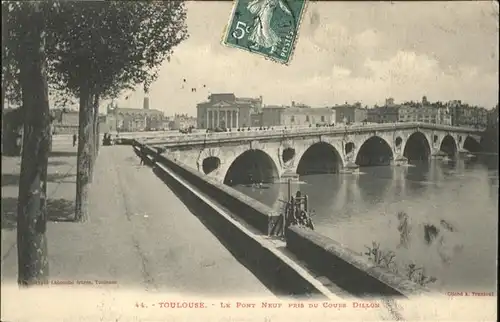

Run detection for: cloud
[[111, 1, 498, 116]]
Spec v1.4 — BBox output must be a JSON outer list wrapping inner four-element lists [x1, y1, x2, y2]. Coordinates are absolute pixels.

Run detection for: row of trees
[[2, 1, 188, 286]]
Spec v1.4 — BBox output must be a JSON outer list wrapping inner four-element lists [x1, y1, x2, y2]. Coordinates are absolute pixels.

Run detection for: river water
[[234, 155, 498, 293]]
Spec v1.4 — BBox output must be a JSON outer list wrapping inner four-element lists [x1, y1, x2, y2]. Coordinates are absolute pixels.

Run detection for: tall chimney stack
[[143, 97, 150, 110]]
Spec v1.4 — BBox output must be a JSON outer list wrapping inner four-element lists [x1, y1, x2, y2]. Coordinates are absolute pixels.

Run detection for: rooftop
[[198, 93, 263, 106], [283, 107, 334, 114], [263, 105, 285, 109], [113, 107, 163, 114]]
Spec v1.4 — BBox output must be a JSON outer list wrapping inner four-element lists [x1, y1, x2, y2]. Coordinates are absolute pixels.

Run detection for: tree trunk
[[88, 96, 95, 183], [75, 86, 94, 222], [16, 2, 50, 286], [1, 5, 7, 113], [89, 93, 99, 182], [94, 95, 100, 156]]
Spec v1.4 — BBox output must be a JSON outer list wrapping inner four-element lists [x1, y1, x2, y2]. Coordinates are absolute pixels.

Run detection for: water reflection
[[233, 154, 498, 293], [405, 161, 433, 197], [389, 166, 407, 199], [357, 166, 393, 203], [234, 183, 280, 210]]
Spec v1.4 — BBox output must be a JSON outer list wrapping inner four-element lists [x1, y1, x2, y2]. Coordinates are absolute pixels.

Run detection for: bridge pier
[[430, 147, 446, 159], [391, 154, 409, 166]]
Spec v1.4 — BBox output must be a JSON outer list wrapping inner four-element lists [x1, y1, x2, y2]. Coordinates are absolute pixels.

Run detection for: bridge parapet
[[139, 122, 482, 147]]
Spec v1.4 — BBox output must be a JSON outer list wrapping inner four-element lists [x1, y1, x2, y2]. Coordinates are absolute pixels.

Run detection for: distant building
[[105, 97, 164, 132], [258, 103, 335, 127], [468, 107, 488, 129], [170, 114, 197, 130], [98, 115, 109, 133], [366, 98, 400, 123], [51, 108, 79, 134], [281, 104, 335, 127], [448, 100, 464, 126], [399, 97, 451, 125], [449, 100, 488, 129], [250, 112, 264, 127], [487, 105, 499, 128], [261, 106, 285, 127], [161, 117, 173, 130], [196, 93, 263, 129], [332, 103, 367, 124]]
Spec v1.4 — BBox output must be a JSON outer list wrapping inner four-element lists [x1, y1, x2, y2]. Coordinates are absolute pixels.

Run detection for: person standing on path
[[72, 133, 77, 147]]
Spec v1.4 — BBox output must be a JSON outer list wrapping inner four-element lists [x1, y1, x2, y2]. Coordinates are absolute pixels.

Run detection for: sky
[[109, 1, 499, 116]]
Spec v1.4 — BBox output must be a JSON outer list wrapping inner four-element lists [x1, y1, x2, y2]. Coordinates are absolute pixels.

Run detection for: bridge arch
[[440, 135, 458, 157], [463, 136, 482, 153], [223, 149, 280, 186], [403, 131, 431, 161], [296, 142, 343, 175], [355, 135, 393, 166]]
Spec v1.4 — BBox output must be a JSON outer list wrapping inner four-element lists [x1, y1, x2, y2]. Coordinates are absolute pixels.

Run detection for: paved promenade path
[[1, 139, 273, 297]]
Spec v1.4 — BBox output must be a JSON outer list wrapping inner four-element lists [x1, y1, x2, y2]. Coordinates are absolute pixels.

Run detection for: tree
[[2, 4, 22, 110], [2, 1, 188, 285], [10, 2, 51, 286], [46, 1, 188, 221]]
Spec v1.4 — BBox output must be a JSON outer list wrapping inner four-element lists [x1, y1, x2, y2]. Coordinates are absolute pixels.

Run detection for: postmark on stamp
[[222, 0, 308, 65]]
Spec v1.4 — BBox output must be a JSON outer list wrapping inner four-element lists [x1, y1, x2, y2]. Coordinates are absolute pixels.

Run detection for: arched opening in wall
[[395, 137, 402, 149], [202, 157, 221, 175], [345, 142, 355, 155], [297, 142, 342, 175], [433, 135, 438, 144], [440, 135, 457, 157], [282, 148, 295, 164], [463, 136, 482, 153], [403, 132, 431, 161], [223, 149, 279, 186], [355, 136, 393, 167]]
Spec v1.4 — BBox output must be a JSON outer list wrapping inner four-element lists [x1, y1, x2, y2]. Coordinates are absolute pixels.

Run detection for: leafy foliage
[[364, 241, 437, 287], [2, 2, 25, 106], [3, 1, 189, 104], [46, 1, 189, 100], [2, 2, 71, 107]]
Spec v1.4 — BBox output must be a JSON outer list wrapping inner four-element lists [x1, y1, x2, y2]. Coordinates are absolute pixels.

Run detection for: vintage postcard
[[1, 1, 498, 322]]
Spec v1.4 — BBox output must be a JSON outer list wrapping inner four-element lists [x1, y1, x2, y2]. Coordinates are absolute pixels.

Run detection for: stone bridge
[[140, 122, 483, 185]]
